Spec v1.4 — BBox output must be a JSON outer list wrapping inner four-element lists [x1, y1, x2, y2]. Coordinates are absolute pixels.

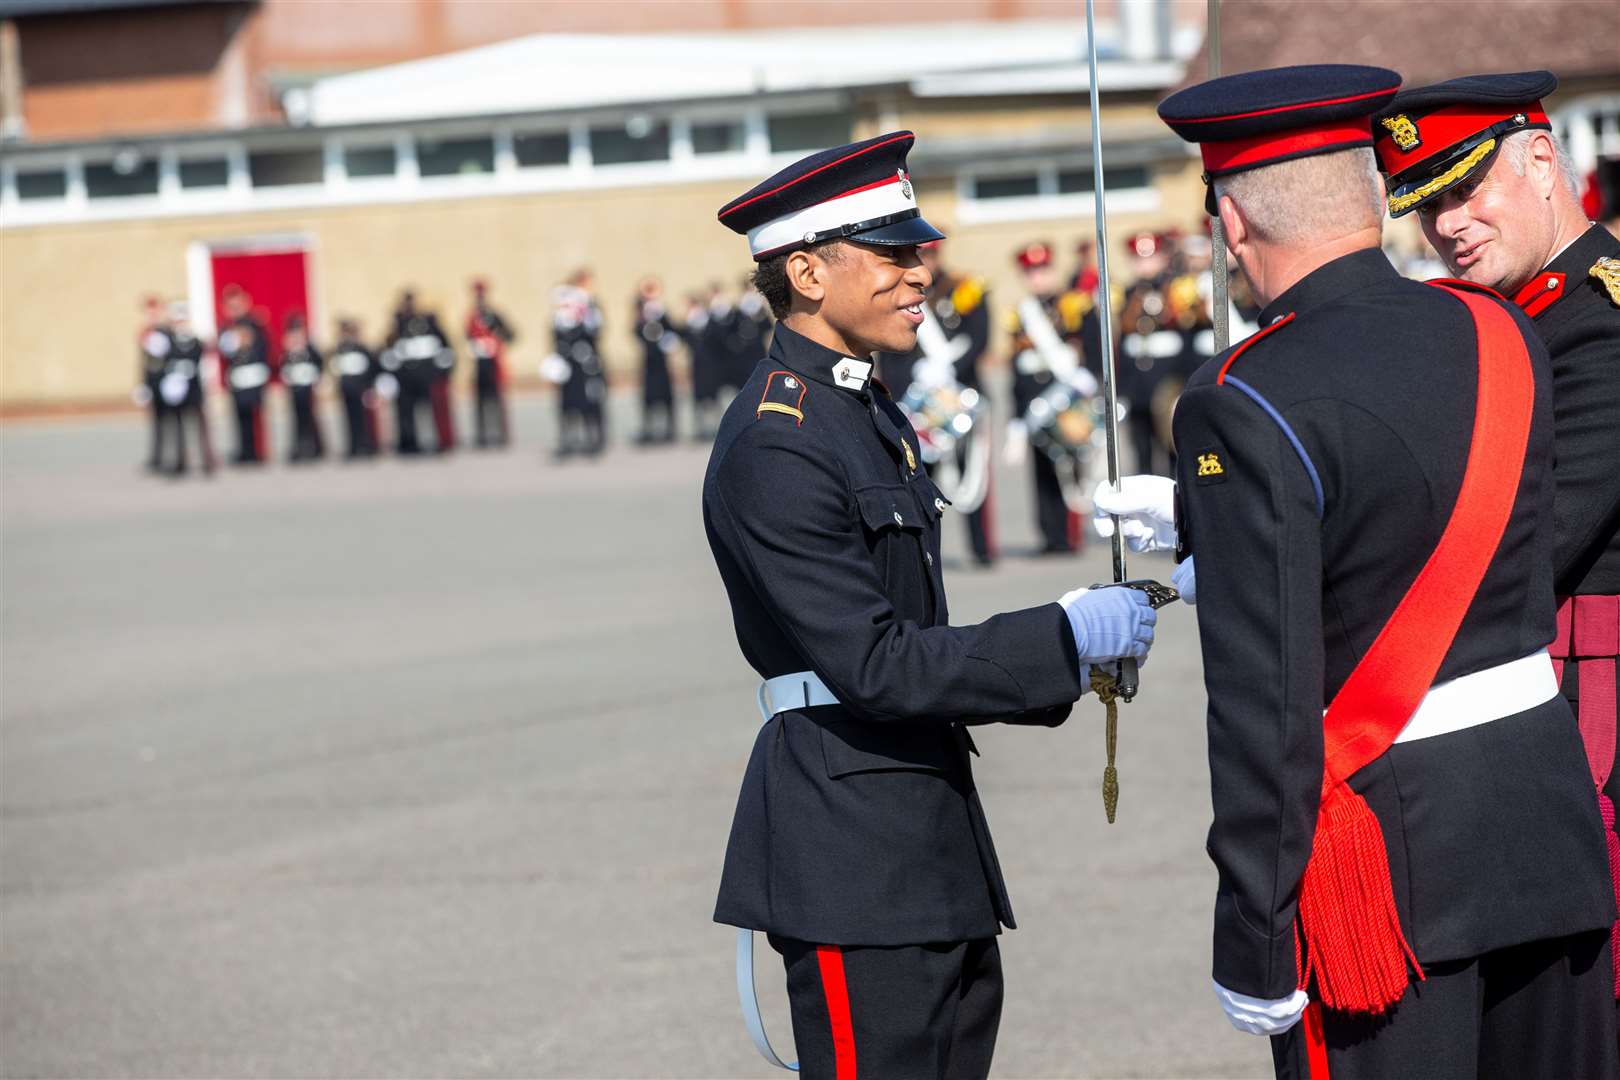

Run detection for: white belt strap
[[1393, 649, 1558, 744], [736, 929, 797, 1071], [756, 671, 840, 721]]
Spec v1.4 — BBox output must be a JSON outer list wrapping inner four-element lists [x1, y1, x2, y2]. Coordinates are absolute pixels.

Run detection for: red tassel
[[1298, 786, 1423, 1014], [1598, 793, 1620, 999]]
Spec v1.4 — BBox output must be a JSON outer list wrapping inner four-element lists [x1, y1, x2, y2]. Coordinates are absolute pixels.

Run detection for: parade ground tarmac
[[2, 393, 1269, 1079]]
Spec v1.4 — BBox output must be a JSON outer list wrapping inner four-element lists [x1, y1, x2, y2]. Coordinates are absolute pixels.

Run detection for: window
[[768, 111, 853, 154], [249, 148, 323, 187], [85, 159, 160, 198], [691, 120, 745, 156], [344, 143, 397, 179], [179, 158, 230, 189], [15, 168, 67, 200], [972, 174, 1040, 200], [590, 120, 670, 165], [1057, 165, 1149, 194], [417, 136, 494, 177], [514, 130, 570, 168]]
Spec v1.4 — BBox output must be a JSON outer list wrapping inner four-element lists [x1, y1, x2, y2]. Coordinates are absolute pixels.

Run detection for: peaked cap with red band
[[1374, 70, 1557, 218], [717, 130, 944, 261], [1158, 64, 1402, 213]]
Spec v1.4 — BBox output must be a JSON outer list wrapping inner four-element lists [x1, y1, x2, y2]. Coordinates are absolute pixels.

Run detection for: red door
[[209, 248, 310, 377]]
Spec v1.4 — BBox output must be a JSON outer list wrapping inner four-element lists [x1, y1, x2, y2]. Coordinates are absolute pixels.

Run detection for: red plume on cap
[[1016, 243, 1053, 270]]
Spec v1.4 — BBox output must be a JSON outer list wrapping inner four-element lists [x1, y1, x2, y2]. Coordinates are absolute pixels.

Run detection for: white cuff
[[1212, 980, 1308, 1037]]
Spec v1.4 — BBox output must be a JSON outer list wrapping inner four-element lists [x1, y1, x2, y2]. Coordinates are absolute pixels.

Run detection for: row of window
[[3, 110, 854, 206]]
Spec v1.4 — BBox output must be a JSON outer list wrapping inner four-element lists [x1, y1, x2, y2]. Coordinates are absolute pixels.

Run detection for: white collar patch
[[830, 358, 872, 391]]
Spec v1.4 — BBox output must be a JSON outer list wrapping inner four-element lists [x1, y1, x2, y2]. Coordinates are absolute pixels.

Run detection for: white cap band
[[747, 176, 917, 259]]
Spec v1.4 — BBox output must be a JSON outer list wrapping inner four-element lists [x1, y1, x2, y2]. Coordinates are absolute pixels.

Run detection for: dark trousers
[[474, 372, 508, 448], [769, 935, 1002, 1080], [231, 396, 263, 463], [395, 380, 429, 454], [1031, 452, 1075, 553], [288, 388, 323, 462], [1271, 930, 1618, 1080], [145, 384, 165, 468], [340, 387, 375, 458]]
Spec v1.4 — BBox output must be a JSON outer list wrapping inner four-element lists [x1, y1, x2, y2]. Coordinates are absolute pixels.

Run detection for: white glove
[[1212, 981, 1309, 1036], [1093, 475, 1178, 553], [373, 372, 399, 401], [1004, 420, 1029, 467], [540, 354, 572, 385], [1173, 557, 1197, 606]]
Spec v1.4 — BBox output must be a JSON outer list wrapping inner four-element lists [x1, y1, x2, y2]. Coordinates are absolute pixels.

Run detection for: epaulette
[[756, 369, 807, 425], [1058, 290, 1094, 330], [951, 276, 986, 316], [1591, 257, 1620, 308]]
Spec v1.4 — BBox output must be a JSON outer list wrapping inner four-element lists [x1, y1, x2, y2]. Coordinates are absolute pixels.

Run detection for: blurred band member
[[384, 290, 452, 455], [467, 278, 515, 449], [633, 276, 679, 444], [684, 291, 719, 440], [137, 294, 170, 472], [162, 302, 215, 475], [550, 269, 607, 459], [330, 318, 379, 459], [281, 312, 324, 464], [219, 285, 271, 465], [734, 275, 774, 384]]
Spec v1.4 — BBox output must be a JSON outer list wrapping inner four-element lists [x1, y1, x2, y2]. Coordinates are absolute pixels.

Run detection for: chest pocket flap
[[855, 483, 925, 533]]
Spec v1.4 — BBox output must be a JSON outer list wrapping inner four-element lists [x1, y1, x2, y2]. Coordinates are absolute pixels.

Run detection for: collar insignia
[[830, 358, 872, 391], [1591, 257, 1620, 308], [1380, 114, 1421, 152], [902, 439, 916, 471]]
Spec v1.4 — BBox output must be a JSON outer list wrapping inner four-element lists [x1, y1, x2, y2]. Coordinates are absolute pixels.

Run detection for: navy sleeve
[[710, 424, 1086, 723]]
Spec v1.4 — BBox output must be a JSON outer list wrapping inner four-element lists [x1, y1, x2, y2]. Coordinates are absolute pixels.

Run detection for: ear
[[784, 249, 826, 305], [1216, 193, 1247, 256], [1526, 131, 1560, 200]]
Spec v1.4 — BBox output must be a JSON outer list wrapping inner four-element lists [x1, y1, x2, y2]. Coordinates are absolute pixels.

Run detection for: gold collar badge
[[1591, 257, 1620, 307]]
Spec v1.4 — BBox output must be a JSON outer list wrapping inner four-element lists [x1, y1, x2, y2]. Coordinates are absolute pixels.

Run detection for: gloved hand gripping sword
[[1082, 0, 1178, 822]]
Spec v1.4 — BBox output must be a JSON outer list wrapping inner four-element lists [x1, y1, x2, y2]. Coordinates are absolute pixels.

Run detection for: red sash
[[1296, 283, 1536, 1020]]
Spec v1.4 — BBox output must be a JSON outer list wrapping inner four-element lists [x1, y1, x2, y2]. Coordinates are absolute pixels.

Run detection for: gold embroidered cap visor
[[1383, 112, 1545, 218]]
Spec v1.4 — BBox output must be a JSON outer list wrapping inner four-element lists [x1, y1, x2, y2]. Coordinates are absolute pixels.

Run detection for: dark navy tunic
[[703, 321, 1086, 947]]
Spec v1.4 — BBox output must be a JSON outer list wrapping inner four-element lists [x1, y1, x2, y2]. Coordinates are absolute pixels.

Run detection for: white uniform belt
[[1391, 649, 1557, 745], [757, 671, 839, 722]]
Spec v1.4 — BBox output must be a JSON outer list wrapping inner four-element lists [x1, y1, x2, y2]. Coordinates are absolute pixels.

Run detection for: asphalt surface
[[1, 390, 1270, 1079]]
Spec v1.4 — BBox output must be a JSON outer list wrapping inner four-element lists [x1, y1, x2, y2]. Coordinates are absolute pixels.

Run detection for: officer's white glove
[[1212, 981, 1309, 1036], [1004, 419, 1029, 467], [1172, 556, 1197, 606], [1092, 475, 1178, 553]]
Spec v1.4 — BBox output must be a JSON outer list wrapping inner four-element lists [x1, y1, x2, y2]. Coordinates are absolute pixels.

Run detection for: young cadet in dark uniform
[[136, 295, 170, 472], [218, 285, 271, 465], [705, 131, 1159, 1079], [876, 240, 998, 566], [330, 318, 378, 459], [1375, 76, 1620, 959], [466, 278, 515, 449], [280, 312, 325, 464], [632, 276, 679, 444], [161, 302, 214, 476], [1005, 242, 1101, 554], [1101, 65, 1617, 1079]]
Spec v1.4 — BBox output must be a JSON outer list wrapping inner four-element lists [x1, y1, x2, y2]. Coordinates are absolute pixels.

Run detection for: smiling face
[[786, 241, 932, 356], [1415, 143, 1560, 295]]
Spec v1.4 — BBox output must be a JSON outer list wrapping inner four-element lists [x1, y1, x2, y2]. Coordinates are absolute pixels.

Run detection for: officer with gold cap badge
[[1100, 64, 1616, 1079], [705, 131, 1159, 1078], [1375, 78, 1620, 963]]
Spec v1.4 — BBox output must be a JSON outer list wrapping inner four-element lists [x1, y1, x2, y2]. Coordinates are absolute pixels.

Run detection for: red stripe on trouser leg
[[815, 945, 857, 1080], [1598, 794, 1620, 999], [1302, 1001, 1331, 1080]]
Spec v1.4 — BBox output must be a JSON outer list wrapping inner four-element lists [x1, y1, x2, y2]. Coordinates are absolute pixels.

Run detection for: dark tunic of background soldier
[[632, 276, 679, 445], [280, 312, 325, 464], [218, 285, 271, 465], [136, 295, 171, 472], [1117, 231, 1214, 476], [549, 269, 607, 459], [1006, 241, 1099, 554], [876, 240, 998, 566], [1375, 74, 1620, 969], [466, 278, 515, 449], [733, 278, 774, 382], [154, 302, 214, 476], [329, 318, 378, 459], [683, 292, 720, 440], [382, 291, 452, 456]]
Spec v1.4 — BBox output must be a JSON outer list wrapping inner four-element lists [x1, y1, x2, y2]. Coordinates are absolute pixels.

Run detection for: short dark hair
[[750, 241, 844, 319]]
